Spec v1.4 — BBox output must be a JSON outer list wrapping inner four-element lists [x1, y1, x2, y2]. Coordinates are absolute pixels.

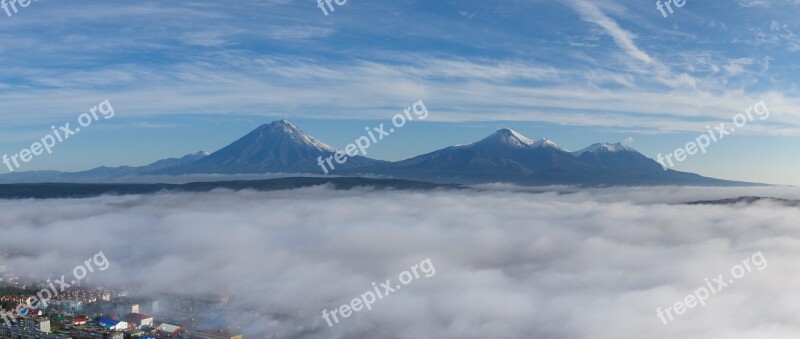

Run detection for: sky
[[2, 185, 800, 338], [0, 0, 798, 184]]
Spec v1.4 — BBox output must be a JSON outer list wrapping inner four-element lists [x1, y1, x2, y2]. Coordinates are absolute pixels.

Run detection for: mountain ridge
[[0, 120, 758, 186]]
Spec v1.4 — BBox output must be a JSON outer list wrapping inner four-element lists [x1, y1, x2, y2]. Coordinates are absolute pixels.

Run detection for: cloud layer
[[2, 186, 800, 338]]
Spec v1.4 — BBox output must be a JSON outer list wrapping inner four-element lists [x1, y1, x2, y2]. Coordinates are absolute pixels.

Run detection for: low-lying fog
[[2, 185, 799, 338]]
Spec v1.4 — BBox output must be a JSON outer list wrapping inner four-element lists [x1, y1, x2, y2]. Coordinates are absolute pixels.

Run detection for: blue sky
[[0, 0, 798, 184]]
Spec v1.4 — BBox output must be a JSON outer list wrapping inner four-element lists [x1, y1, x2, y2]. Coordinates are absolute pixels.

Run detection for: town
[[0, 265, 245, 339]]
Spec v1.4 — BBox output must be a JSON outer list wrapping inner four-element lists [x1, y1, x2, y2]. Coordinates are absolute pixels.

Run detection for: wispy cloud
[[1, 54, 797, 135]]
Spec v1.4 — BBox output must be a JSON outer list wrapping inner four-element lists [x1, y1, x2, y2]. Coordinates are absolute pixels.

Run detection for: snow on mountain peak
[[262, 119, 336, 152], [479, 128, 535, 147], [470, 129, 572, 152], [267, 119, 299, 134], [575, 142, 635, 156], [531, 138, 566, 151], [181, 151, 210, 161]]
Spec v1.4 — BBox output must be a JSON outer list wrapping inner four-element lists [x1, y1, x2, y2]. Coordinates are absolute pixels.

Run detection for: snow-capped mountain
[[573, 142, 664, 174], [531, 138, 567, 151], [0, 122, 745, 186], [348, 128, 734, 185], [574, 142, 634, 155], [158, 120, 384, 174], [472, 128, 536, 148], [352, 128, 581, 183], [464, 128, 567, 151]]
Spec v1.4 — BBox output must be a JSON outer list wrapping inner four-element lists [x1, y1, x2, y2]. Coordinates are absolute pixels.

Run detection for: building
[[0, 316, 67, 339], [114, 302, 139, 315], [73, 316, 88, 325], [68, 325, 124, 339], [155, 323, 182, 337], [0, 327, 70, 339], [124, 313, 154, 329], [30, 317, 50, 333], [49, 300, 84, 313], [192, 329, 244, 339], [124, 329, 146, 337], [98, 318, 129, 331], [120, 297, 159, 315]]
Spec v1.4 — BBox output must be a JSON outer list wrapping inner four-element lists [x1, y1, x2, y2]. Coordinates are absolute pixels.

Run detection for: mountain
[[0, 122, 754, 186], [575, 142, 655, 169], [77, 151, 210, 176], [350, 128, 587, 183], [0, 151, 210, 183], [139, 151, 210, 171], [157, 120, 385, 174], [346, 128, 742, 185], [568, 141, 729, 185]]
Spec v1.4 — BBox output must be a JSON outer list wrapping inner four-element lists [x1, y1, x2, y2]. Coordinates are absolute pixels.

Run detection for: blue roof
[[98, 317, 120, 328]]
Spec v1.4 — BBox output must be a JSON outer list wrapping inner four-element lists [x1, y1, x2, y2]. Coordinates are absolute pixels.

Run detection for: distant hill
[[687, 196, 800, 206], [0, 177, 462, 200]]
